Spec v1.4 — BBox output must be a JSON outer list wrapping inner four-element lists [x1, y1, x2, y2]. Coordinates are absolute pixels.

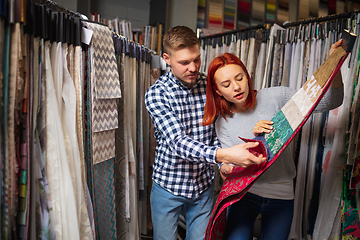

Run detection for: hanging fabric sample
[[262, 24, 284, 89], [265, 0, 277, 23], [113, 36, 129, 239], [76, 61, 87, 179], [254, 29, 268, 90], [280, 28, 291, 87], [205, 30, 356, 240], [85, 21, 121, 164], [61, 42, 93, 240], [45, 39, 81, 240], [209, 0, 223, 30], [270, 29, 282, 87], [20, 28, 33, 240], [139, 46, 152, 236], [34, 36, 57, 240], [6, 22, 24, 239], [197, 0, 206, 28], [83, 21, 122, 240], [224, 0, 236, 30], [246, 30, 261, 86], [277, 0, 289, 23], [237, 0, 251, 27], [251, 0, 265, 25]]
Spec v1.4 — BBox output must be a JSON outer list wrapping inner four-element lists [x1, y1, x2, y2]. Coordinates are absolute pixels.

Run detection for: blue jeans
[[150, 181, 214, 240], [224, 192, 294, 240]]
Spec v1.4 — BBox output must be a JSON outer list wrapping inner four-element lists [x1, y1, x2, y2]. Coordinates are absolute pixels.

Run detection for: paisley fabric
[[205, 46, 349, 240]]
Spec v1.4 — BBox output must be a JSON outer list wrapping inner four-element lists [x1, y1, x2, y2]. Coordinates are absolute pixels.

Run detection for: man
[[145, 25, 266, 240]]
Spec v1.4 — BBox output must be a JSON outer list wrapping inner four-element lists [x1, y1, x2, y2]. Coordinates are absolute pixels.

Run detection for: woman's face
[[214, 64, 249, 111]]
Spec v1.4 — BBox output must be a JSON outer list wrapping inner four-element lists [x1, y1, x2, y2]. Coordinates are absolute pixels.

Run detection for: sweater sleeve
[[214, 118, 234, 149], [314, 85, 344, 112]]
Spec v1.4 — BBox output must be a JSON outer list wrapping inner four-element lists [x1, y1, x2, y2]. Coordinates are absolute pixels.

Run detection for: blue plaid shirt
[[145, 70, 220, 198]]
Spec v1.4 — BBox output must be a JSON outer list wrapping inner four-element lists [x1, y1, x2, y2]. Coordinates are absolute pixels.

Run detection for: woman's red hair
[[202, 53, 256, 126]]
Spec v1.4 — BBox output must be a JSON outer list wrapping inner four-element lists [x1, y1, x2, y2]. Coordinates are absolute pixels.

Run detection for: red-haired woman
[[202, 40, 344, 240]]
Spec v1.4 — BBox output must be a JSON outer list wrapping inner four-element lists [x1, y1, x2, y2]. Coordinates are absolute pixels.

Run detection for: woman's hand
[[220, 163, 234, 181], [328, 39, 343, 56], [253, 120, 273, 136]]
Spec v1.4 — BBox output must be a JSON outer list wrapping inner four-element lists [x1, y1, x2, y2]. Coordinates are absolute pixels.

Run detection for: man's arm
[[145, 85, 219, 164], [215, 142, 266, 168]]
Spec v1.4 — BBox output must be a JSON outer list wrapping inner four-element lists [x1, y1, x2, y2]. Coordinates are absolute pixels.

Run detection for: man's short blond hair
[[163, 26, 200, 55]]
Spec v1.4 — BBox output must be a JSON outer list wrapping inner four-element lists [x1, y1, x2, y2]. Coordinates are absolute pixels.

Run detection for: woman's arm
[[329, 39, 344, 89]]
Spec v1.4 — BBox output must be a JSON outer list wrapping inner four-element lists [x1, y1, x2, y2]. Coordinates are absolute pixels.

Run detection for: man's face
[[163, 45, 201, 88]]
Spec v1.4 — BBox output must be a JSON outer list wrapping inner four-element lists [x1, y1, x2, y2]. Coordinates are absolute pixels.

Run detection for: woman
[[202, 40, 344, 240]]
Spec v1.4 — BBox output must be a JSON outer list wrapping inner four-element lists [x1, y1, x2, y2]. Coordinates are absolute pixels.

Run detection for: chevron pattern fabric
[[93, 130, 116, 165], [85, 21, 120, 133], [92, 98, 118, 132], [91, 83, 117, 163], [84, 22, 121, 99], [205, 46, 349, 240], [82, 22, 121, 163]]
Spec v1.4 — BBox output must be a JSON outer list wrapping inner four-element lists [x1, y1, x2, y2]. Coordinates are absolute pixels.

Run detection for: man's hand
[[216, 142, 267, 168]]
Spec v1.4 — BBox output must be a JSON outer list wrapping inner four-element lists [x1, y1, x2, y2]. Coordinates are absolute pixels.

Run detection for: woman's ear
[[215, 89, 222, 96]]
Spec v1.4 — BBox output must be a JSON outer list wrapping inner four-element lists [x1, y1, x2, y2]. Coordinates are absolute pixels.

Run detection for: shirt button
[[192, 105, 195, 110]]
